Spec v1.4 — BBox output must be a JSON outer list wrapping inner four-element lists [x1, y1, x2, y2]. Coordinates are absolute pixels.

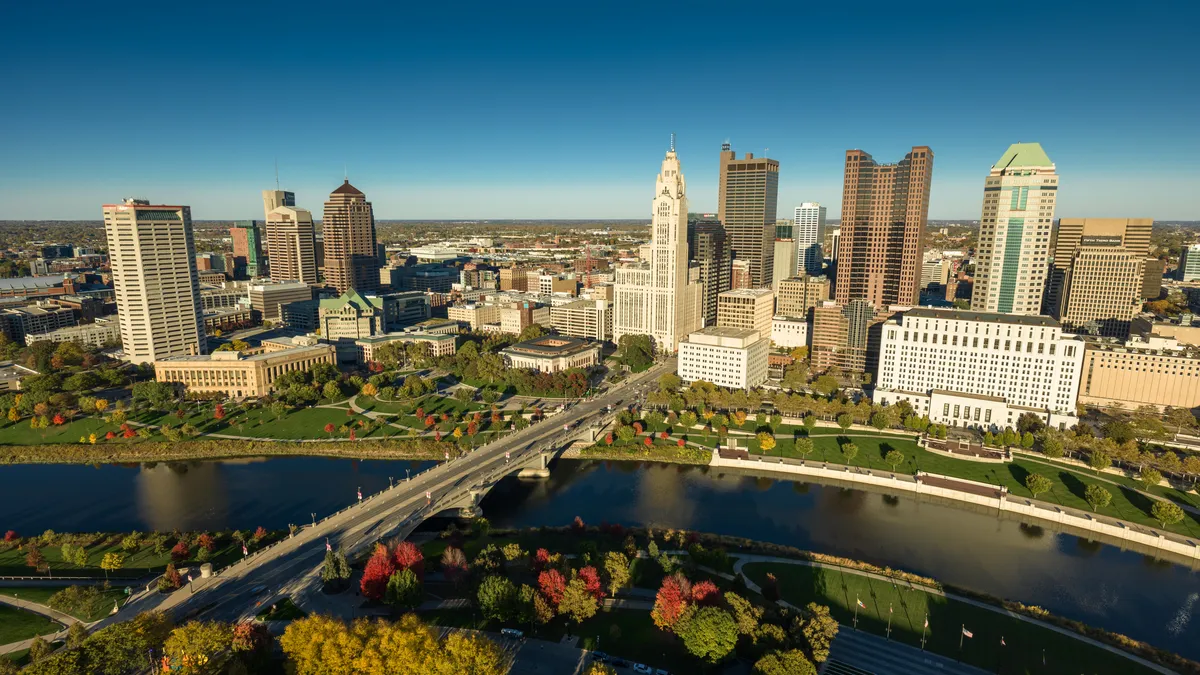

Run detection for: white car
[[633, 665, 652, 674]]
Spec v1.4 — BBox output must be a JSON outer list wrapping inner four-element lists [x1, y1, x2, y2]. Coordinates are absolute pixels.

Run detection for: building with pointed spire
[[613, 139, 704, 353], [970, 143, 1058, 314], [323, 180, 379, 294]]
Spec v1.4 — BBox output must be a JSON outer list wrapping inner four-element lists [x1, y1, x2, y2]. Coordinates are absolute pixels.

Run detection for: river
[[1, 456, 1198, 658]]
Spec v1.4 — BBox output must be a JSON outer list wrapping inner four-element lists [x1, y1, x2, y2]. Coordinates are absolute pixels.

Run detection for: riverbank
[[0, 438, 448, 465]]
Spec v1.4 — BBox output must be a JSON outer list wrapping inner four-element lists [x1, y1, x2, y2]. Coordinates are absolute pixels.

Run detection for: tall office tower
[[794, 202, 827, 276], [102, 198, 206, 364], [836, 147, 933, 307], [730, 260, 752, 289], [810, 300, 875, 374], [687, 218, 732, 327], [322, 180, 379, 294], [772, 239, 798, 292], [1045, 217, 1153, 312], [230, 221, 265, 278], [775, 220, 793, 239], [716, 288, 774, 341], [1059, 239, 1144, 338], [612, 141, 704, 352], [262, 189, 295, 220], [718, 143, 779, 288], [1180, 245, 1200, 282], [776, 275, 831, 317], [970, 143, 1058, 314], [265, 206, 318, 284]]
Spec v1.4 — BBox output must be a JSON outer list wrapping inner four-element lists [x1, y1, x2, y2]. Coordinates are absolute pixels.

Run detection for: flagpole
[[920, 614, 928, 650], [886, 603, 893, 640], [959, 624, 964, 651], [853, 596, 860, 628]]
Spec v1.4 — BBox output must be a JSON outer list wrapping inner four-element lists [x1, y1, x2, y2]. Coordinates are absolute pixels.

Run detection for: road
[[92, 358, 671, 630]]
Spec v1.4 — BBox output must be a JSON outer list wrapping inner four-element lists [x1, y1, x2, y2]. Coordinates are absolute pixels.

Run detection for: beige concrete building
[[771, 239, 798, 292], [970, 143, 1058, 315], [36, 318, 120, 348], [836, 147, 933, 307], [1079, 335, 1200, 410], [262, 189, 295, 219], [716, 288, 774, 342], [103, 198, 206, 364], [500, 336, 601, 373], [776, 275, 830, 318], [771, 316, 809, 349], [677, 326, 769, 389], [356, 331, 457, 364], [550, 298, 612, 342], [203, 307, 253, 333], [810, 300, 876, 374], [448, 303, 502, 330], [1059, 240, 1144, 337], [319, 289, 384, 340], [264, 205, 318, 284], [1046, 217, 1153, 313], [154, 343, 335, 398], [718, 144, 779, 288], [249, 280, 313, 323], [323, 180, 379, 294]]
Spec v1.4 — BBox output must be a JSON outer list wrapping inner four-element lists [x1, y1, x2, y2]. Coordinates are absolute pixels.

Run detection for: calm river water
[[1, 456, 1197, 658]]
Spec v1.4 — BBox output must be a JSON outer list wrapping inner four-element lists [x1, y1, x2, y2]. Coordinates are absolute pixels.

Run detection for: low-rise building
[[249, 281, 313, 323], [319, 290, 385, 341], [356, 331, 458, 364], [500, 336, 601, 373], [549, 299, 612, 341], [776, 275, 830, 318], [1078, 335, 1200, 410], [770, 316, 809, 348], [874, 308, 1083, 431], [677, 326, 769, 390], [154, 343, 336, 398], [0, 304, 77, 344], [200, 285, 248, 312], [203, 307, 253, 333], [280, 299, 319, 332], [380, 291, 432, 330], [0, 361, 38, 391], [716, 288, 774, 342], [447, 302, 502, 330], [36, 318, 120, 347], [198, 271, 227, 286]]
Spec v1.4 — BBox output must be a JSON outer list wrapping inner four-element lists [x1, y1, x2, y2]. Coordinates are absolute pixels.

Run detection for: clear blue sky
[[1, 1, 1197, 221]]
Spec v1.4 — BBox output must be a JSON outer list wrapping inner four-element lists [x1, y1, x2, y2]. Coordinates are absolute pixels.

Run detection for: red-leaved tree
[[677, 438, 685, 447], [170, 540, 190, 562], [651, 573, 692, 630], [105, 431, 116, 440], [213, 404, 225, 421], [538, 569, 566, 607], [425, 415, 436, 428], [605, 432, 614, 445], [51, 414, 65, 426], [577, 566, 605, 600], [3, 530, 18, 542], [533, 548, 551, 572], [197, 533, 215, 552], [393, 541, 425, 580], [691, 579, 720, 605], [324, 423, 335, 436], [361, 543, 396, 600], [644, 436, 653, 447]]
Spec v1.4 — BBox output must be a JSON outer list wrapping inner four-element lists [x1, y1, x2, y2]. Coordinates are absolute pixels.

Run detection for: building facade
[[1047, 218, 1153, 310], [500, 336, 601, 373], [154, 343, 335, 398], [0, 305, 77, 344], [1059, 239, 1144, 338], [264, 205, 318, 284], [810, 300, 876, 374], [794, 202, 827, 277], [612, 142, 704, 353], [677, 326, 768, 389], [874, 308, 1083, 430], [836, 147, 933, 307], [970, 143, 1058, 315], [36, 318, 120, 348], [103, 198, 206, 363], [718, 144, 779, 288], [771, 239, 797, 292], [355, 331, 458, 364], [323, 180, 379, 294], [262, 189, 295, 219], [771, 316, 809, 348], [319, 290, 385, 341], [249, 280, 313, 323], [776, 275, 831, 318], [549, 298, 612, 341], [230, 222, 265, 279], [687, 219, 732, 327], [1180, 245, 1200, 282], [1078, 335, 1200, 410], [716, 288, 774, 341]]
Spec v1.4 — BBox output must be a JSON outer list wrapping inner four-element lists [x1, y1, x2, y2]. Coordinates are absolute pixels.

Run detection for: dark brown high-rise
[[718, 143, 779, 289], [835, 147, 932, 307], [322, 180, 379, 294]]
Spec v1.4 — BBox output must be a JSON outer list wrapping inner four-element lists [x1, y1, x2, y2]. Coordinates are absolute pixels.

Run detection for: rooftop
[[0, 276, 66, 291], [690, 326, 758, 339], [156, 343, 332, 364], [319, 289, 383, 311], [719, 287, 773, 299], [902, 307, 1062, 328], [501, 335, 596, 357], [331, 180, 364, 196], [994, 142, 1053, 169]]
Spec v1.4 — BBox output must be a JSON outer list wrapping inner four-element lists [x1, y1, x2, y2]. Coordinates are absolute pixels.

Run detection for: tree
[[28, 636, 51, 663], [756, 431, 776, 454], [651, 573, 690, 629], [812, 375, 839, 397], [393, 541, 425, 579], [322, 381, 342, 401], [835, 413, 853, 432], [537, 568, 566, 607], [1084, 484, 1112, 512], [441, 631, 507, 674], [478, 575, 518, 622], [618, 334, 655, 370], [800, 602, 839, 662], [840, 442, 858, 463], [26, 544, 47, 574], [1139, 468, 1163, 491], [885, 450, 905, 471], [870, 412, 889, 431], [558, 577, 599, 624], [1089, 449, 1112, 472], [754, 650, 817, 675], [1025, 473, 1053, 498], [603, 551, 630, 596], [803, 415, 817, 434], [1152, 501, 1185, 529], [131, 381, 177, 410], [66, 621, 89, 649], [361, 543, 396, 600], [321, 548, 352, 588], [100, 552, 124, 580], [385, 568, 423, 610], [585, 664, 619, 675], [162, 620, 234, 673], [442, 546, 469, 586], [658, 372, 682, 392], [725, 592, 762, 639], [677, 606, 738, 663]]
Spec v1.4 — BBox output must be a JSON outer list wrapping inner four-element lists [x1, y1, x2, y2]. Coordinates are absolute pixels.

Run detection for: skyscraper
[[262, 189, 295, 220], [265, 206, 318, 285], [970, 143, 1058, 315], [772, 239, 797, 292], [794, 202, 827, 277], [612, 141, 704, 352], [687, 218, 731, 327], [1059, 238, 1144, 338], [1045, 217, 1153, 313], [718, 143, 779, 288], [323, 180, 379, 294], [835, 147, 933, 307], [103, 198, 206, 363], [230, 221, 264, 279]]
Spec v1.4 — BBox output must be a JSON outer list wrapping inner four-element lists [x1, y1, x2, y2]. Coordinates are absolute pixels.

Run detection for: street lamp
[[389, 476, 394, 488], [406, 468, 411, 481], [311, 512, 316, 527]]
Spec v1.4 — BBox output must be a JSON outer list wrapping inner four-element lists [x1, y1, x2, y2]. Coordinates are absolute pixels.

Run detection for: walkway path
[[720, 553, 1174, 675], [0, 594, 93, 656]]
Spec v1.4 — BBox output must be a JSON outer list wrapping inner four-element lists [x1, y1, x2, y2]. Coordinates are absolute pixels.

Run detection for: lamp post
[[406, 468, 411, 481], [311, 512, 316, 527]]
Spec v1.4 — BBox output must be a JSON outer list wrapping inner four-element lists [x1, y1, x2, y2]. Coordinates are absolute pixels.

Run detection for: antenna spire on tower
[[274, 157, 279, 190], [670, 133, 676, 152]]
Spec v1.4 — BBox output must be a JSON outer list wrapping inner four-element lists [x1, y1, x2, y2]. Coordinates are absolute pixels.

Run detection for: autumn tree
[[725, 592, 763, 639], [799, 603, 839, 662], [576, 566, 605, 600], [558, 577, 599, 624], [651, 573, 691, 630], [442, 546, 469, 586], [361, 543, 396, 600], [393, 540, 425, 579], [162, 620, 234, 673], [603, 551, 630, 596], [757, 431, 776, 454], [754, 650, 817, 675], [538, 568, 567, 607], [100, 552, 124, 580]]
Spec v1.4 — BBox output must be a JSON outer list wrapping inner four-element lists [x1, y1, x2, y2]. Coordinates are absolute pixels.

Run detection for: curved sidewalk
[[0, 594, 87, 655]]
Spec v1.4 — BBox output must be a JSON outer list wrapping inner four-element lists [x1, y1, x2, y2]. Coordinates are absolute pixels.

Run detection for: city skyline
[[0, 4, 1197, 221]]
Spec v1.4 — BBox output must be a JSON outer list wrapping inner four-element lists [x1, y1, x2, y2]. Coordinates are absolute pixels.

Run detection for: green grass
[[255, 597, 306, 621], [0, 417, 155, 446], [0, 535, 279, 578], [741, 561, 1159, 675], [0, 586, 126, 621], [0, 604, 62, 644]]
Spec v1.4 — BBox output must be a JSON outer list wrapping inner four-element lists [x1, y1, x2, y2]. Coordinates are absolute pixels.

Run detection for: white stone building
[[794, 202, 827, 277], [771, 316, 809, 348], [874, 308, 1083, 431], [678, 326, 768, 390]]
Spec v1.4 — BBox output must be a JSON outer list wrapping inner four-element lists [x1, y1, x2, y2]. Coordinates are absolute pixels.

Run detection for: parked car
[[611, 658, 631, 668], [633, 665, 652, 674], [500, 628, 524, 639], [654, 669, 670, 675], [590, 651, 609, 662]]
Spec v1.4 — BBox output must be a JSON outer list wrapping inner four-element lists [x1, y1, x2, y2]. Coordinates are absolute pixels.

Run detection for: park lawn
[[1017, 454, 1200, 513], [200, 406, 388, 440], [741, 561, 1159, 675], [0, 586, 126, 622], [0, 417, 147, 446], [0, 536, 274, 578], [0, 604, 61, 644], [581, 439, 709, 465], [741, 433, 1200, 538], [356, 396, 417, 415]]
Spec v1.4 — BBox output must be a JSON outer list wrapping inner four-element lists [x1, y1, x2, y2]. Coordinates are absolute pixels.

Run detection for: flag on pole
[[1001, 636, 1006, 646], [325, 538, 332, 552], [856, 599, 867, 609], [962, 627, 974, 639], [242, 544, 248, 556], [924, 616, 929, 629], [357, 489, 363, 501]]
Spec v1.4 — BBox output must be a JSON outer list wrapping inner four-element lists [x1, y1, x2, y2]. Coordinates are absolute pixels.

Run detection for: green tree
[[558, 578, 598, 624], [840, 442, 858, 463], [131, 381, 177, 410], [835, 413, 852, 432], [1025, 473, 1053, 498], [754, 650, 817, 675], [677, 606, 739, 663], [1084, 484, 1112, 512], [803, 415, 817, 434], [617, 334, 655, 370], [725, 592, 762, 639], [28, 636, 51, 663], [799, 603, 839, 662], [812, 375, 839, 397], [322, 381, 343, 400], [162, 620, 234, 674], [1042, 435, 1064, 458], [1139, 468, 1163, 491], [1089, 449, 1112, 472], [100, 552, 124, 580], [477, 575, 518, 622], [794, 438, 814, 460], [658, 372, 681, 392], [454, 388, 475, 403], [321, 548, 352, 588], [384, 568, 423, 610], [884, 450, 905, 471], [870, 412, 888, 431], [65, 622, 89, 649], [603, 551, 631, 597], [679, 411, 698, 429], [1152, 501, 1185, 528]]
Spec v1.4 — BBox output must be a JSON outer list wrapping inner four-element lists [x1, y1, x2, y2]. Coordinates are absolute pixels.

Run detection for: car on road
[[590, 650, 609, 662], [500, 628, 523, 638], [654, 669, 670, 675], [249, 585, 268, 594], [611, 658, 630, 668], [633, 664, 652, 674]]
